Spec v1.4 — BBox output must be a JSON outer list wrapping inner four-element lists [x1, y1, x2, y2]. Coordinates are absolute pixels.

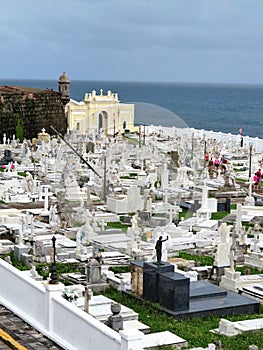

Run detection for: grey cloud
[[1, 0, 263, 83]]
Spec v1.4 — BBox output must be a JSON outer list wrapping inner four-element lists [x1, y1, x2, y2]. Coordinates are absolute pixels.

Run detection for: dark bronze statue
[[155, 236, 168, 265]]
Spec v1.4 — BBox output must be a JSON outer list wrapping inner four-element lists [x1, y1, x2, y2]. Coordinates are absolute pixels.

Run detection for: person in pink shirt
[[254, 173, 260, 190]]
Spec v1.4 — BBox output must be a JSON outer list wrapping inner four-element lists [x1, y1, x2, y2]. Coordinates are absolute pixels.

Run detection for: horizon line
[[1, 77, 263, 87]]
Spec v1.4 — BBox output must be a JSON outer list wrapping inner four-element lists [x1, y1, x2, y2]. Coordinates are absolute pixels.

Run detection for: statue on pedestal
[[155, 236, 168, 265]]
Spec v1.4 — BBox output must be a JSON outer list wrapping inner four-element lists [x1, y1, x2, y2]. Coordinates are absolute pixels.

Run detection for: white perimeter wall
[[0, 258, 138, 350]]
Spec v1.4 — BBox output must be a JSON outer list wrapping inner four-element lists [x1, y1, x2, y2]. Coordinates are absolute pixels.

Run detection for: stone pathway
[[0, 305, 63, 350], [0, 339, 12, 350]]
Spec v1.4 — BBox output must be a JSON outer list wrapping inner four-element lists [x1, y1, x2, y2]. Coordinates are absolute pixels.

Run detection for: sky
[[1, 0, 263, 84]]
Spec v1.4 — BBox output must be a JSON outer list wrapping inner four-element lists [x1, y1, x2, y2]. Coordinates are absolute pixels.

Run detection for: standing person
[[155, 236, 168, 265], [205, 152, 209, 165], [253, 173, 259, 190], [256, 168, 262, 182], [220, 155, 226, 165], [208, 157, 214, 170], [221, 164, 227, 174], [214, 156, 220, 169]]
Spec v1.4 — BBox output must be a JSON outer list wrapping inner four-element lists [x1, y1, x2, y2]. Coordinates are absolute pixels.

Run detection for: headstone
[[86, 258, 101, 284], [214, 223, 231, 268], [218, 318, 238, 336]]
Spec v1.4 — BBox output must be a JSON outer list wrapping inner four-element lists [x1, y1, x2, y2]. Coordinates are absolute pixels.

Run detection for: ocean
[[1, 79, 263, 138]]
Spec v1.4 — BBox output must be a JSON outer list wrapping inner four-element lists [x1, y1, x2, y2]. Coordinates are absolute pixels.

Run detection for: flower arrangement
[[62, 289, 78, 303]]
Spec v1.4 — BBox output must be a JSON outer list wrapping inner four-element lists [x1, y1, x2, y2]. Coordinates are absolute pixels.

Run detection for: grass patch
[[109, 265, 130, 274], [211, 211, 229, 220], [152, 213, 166, 218], [123, 135, 139, 144], [36, 262, 84, 280], [236, 178, 247, 183], [4, 258, 85, 282], [236, 266, 263, 275], [179, 251, 214, 266], [6, 251, 28, 271], [101, 286, 263, 350], [106, 221, 128, 231], [179, 208, 194, 221]]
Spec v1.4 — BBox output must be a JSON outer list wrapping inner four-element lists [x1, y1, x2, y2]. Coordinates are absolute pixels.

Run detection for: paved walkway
[[0, 305, 63, 350], [0, 339, 12, 350]]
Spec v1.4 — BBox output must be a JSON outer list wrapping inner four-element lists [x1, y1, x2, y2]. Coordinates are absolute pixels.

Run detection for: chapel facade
[[67, 89, 135, 135]]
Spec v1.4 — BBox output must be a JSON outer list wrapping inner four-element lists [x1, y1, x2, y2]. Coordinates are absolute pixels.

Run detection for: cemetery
[[1, 120, 263, 349]]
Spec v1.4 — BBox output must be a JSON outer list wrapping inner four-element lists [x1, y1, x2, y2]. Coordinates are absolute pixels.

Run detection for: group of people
[[253, 168, 262, 190], [205, 153, 228, 174]]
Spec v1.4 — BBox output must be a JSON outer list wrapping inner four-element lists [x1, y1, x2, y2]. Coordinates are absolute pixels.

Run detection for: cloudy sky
[[1, 0, 263, 84]]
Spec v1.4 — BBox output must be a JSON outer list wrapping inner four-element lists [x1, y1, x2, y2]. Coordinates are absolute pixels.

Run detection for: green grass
[[106, 221, 128, 232], [101, 286, 263, 350], [3, 251, 28, 271], [236, 266, 263, 275], [179, 208, 194, 221], [234, 168, 246, 172], [3, 256, 85, 282], [236, 178, 247, 183], [179, 251, 214, 266], [35, 262, 84, 280], [211, 211, 229, 220], [152, 213, 166, 218], [109, 265, 130, 274], [123, 135, 139, 144]]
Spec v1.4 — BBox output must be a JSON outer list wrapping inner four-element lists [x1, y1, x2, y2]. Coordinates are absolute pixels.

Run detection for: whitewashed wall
[[145, 125, 263, 153], [0, 259, 142, 350]]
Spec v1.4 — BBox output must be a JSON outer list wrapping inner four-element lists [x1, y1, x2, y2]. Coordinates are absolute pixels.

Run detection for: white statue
[[76, 229, 84, 249], [26, 172, 36, 194], [49, 204, 59, 227], [131, 212, 139, 230]]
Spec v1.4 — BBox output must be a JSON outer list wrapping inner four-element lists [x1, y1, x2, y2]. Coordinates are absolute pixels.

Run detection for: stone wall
[[0, 87, 67, 140]]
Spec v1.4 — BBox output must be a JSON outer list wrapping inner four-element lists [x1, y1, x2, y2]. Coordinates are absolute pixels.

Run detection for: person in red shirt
[[205, 153, 209, 166], [254, 173, 260, 190]]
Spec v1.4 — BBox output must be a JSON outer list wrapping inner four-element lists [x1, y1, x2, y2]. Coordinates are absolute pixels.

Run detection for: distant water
[[1, 79, 263, 138]]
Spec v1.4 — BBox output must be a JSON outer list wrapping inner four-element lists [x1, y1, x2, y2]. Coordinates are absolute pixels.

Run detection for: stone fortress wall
[[0, 86, 67, 140]]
